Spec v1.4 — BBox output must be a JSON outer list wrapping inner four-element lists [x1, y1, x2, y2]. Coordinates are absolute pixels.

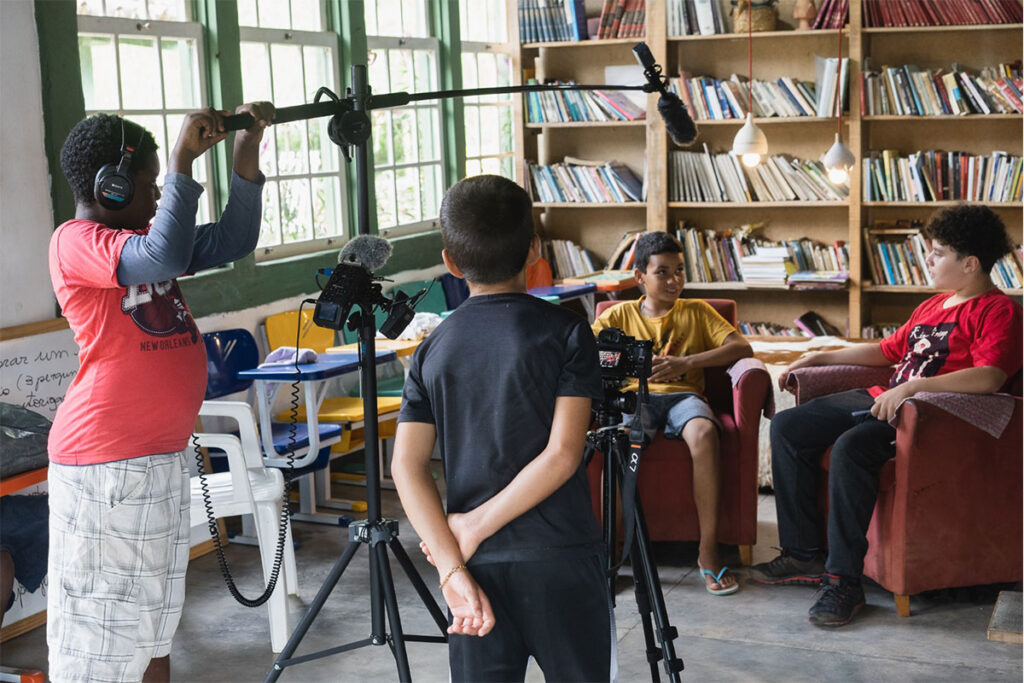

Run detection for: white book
[[693, 0, 717, 35], [815, 56, 838, 118]]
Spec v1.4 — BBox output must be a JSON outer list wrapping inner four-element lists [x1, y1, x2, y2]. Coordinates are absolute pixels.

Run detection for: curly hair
[[922, 204, 1013, 273], [633, 231, 682, 272], [60, 114, 158, 205]]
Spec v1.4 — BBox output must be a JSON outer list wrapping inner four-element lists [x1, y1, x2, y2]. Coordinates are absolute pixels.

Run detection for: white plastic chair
[[190, 400, 299, 653]]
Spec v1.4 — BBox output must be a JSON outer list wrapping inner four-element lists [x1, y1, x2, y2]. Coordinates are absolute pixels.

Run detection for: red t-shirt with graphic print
[[871, 288, 1022, 397], [47, 219, 207, 465]]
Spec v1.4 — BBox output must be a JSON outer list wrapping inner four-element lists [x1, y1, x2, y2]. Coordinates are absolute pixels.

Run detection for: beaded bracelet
[[439, 563, 467, 590]]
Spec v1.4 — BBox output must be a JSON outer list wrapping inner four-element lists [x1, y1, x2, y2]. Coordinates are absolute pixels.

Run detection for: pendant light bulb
[[733, 114, 767, 168], [823, 132, 855, 184]]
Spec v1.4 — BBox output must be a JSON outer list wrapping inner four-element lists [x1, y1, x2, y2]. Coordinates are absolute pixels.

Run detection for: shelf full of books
[[862, 150, 1022, 203], [673, 56, 849, 120], [517, 0, 646, 45], [675, 221, 850, 288], [861, 62, 1023, 116], [862, 0, 1022, 27], [524, 80, 647, 123], [669, 148, 850, 203], [864, 219, 1023, 291], [526, 158, 645, 204]]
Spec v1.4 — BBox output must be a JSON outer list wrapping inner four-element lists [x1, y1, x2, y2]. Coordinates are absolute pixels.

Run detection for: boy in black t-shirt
[[391, 175, 612, 682]]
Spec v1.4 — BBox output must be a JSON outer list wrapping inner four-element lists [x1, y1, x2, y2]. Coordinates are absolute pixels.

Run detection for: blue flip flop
[[699, 564, 739, 596]]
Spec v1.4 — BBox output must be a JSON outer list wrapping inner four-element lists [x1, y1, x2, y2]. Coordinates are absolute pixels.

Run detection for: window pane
[[280, 178, 312, 242], [481, 157, 501, 176], [501, 156, 513, 178], [79, 35, 119, 110], [419, 165, 440, 219], [375, 170, 397, 228], [372, 110, 393, 165], [392, 110, 416, 165], [270, 43, 305, 105], [466, 158, 481, 178], [303, 46, 334, 104], [237, 0, 258, 27], [402, 0, 428, 37], [389, 49, 413, 93], [374, 0, 403, 37], [461, 52, 479, 93], [240, 42, 273, 102], [395, 167, 419, 224], [259, 180, 282, 247], [417, 107, 439, 161], [364, 2, 379, 35], [275, 121, 309, 175], [499, 106, 513, 153], [307, 119, 337, 173], [161, 38, 199, 109], [119, 36, 163, 109], [464, 106, 480, 158], [312, 177, 342, 238], [108, 0, 145, 19], [368, 49, 389, 90], [260, 123, 278, 176], [147, 0, 188, 21], [132, 113, 164, 175], [291, 0, 322, 31], [413, 49, 434, 92], [257, 0, 290, 29], [480, 106, 500, 156], [78, 0, 104, 16]]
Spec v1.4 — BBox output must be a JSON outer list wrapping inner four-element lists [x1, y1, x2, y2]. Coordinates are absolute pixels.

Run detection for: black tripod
[[584, 397, 684, 683], [264, 65, 449, 683]]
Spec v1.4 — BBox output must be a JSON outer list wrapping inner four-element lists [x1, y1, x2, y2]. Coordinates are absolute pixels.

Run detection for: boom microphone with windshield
[[631, 42, 698, 146]]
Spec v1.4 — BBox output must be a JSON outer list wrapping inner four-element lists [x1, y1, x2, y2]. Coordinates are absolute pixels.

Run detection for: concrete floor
[[2, 476, 1021, 682]]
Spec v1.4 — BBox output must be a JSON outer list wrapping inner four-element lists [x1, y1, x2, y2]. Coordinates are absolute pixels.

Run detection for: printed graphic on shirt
[[890, 322, 956, 387], [121, 281, 199, 346]]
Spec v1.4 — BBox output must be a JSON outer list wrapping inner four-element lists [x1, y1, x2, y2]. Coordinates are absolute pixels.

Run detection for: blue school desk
[[527, 283, 598, 320]]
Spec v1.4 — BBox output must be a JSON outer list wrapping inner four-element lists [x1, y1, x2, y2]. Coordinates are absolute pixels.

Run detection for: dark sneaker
[[808, 579, 865, 627], [748, 551, 825, 585]]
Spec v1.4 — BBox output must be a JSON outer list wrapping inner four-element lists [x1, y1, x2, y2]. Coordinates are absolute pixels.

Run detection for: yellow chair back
[[264, 310, 336, 353]]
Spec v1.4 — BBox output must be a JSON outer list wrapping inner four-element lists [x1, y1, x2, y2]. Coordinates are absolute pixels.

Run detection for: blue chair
[[440, 272, 470, 309]]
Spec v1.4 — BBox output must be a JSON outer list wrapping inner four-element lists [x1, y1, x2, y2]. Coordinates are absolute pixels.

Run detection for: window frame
[[366, 34, 447, 239], [237, 24, 350, 262], [76, 14, 216, 222], [459, 39, 516, 180]]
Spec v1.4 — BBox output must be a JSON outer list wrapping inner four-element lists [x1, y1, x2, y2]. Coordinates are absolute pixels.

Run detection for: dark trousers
[[449, 554, 612, 683], [770, 389, 897, 578]]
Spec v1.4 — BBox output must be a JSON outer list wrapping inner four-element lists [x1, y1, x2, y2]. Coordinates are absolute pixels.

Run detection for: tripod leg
[[266, 539, 363, 683], [374, 542, 413, 683], [388, 537, 449, 635], [628, 539, 662, 683], [630, 496, 684, 683]]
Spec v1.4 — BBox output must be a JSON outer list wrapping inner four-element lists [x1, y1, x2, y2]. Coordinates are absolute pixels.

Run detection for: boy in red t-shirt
[[749, 204, 1022, 627]]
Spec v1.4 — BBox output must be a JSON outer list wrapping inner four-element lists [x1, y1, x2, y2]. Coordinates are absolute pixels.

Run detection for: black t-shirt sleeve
[[558, 320, 603, 400], [398, 354, 435, 424]]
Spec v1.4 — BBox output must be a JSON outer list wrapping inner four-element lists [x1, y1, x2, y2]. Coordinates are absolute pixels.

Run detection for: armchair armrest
[[786, 365, 892, 405]]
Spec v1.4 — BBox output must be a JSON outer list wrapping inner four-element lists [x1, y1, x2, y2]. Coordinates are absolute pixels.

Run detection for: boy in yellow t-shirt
[[592, 232, 752, 595]]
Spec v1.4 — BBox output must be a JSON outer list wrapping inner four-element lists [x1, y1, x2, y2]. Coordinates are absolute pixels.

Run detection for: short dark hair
[[633, 231, 682, 272], [60, 114, 159, 205], [922, 204, 1013, 273], [439, 175, 535, 284]]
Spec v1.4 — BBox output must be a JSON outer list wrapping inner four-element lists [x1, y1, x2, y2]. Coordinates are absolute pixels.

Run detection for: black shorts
[[449, 553, 613, 683]]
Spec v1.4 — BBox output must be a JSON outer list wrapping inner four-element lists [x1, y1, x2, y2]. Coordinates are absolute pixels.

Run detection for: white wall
[[1, 0, 58, 328]]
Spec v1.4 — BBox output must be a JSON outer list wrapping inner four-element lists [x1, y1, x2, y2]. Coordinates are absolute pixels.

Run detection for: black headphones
[[94, 118, 145, 210]]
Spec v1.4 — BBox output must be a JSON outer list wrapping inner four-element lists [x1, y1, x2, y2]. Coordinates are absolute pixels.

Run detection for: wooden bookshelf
[[512, 0, 1023, 336]]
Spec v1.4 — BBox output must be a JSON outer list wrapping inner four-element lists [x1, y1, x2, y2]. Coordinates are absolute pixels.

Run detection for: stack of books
[[740, 245, 798, 286], [863, 0, 1022, 27], [862, 149, 1023, 202], [670, 147, 849, 203], [815, 56, 850, 119], [542, 238, 597, 279], [525, 80, 646, 123], [526, 158, 644, 204], [861, 62, 1023, 116], [788, 270, 850, 290]]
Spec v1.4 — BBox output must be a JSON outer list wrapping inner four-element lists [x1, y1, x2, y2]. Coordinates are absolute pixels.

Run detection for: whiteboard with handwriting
[[0, 326, 79, 419]]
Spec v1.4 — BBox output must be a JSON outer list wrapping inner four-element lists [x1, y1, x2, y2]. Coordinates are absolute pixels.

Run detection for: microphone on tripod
[[338, 234, 393, 271], [632, 42, 698, 147]]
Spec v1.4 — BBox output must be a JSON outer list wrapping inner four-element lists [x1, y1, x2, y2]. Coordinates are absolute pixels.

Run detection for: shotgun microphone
[[632, 42, 698, 146]]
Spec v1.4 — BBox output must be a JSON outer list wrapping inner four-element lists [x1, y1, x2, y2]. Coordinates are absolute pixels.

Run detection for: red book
[[607, 0, 628, 38], [996, 77, 1024, 112], [596, 0, 615, 38], [932, 70, 953, 114]]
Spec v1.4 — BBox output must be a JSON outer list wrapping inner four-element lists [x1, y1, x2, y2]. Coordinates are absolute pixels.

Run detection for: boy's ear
[[525, 234, 541, 267], [961, 254, 981, 274], [441, 248, 464, 279]]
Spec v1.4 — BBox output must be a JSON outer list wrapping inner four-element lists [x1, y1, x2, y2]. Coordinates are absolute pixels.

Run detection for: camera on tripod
[[596, 327, 653, 416]]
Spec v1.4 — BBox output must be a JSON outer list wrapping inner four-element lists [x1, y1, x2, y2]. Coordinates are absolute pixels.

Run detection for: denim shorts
[[625, 392, 722, 442], [47, 451, 190, 683]]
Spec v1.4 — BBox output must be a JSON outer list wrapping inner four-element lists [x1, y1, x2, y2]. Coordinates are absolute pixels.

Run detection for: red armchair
[[786, 365, 1023, 616], [587, 298, 771, 565]]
